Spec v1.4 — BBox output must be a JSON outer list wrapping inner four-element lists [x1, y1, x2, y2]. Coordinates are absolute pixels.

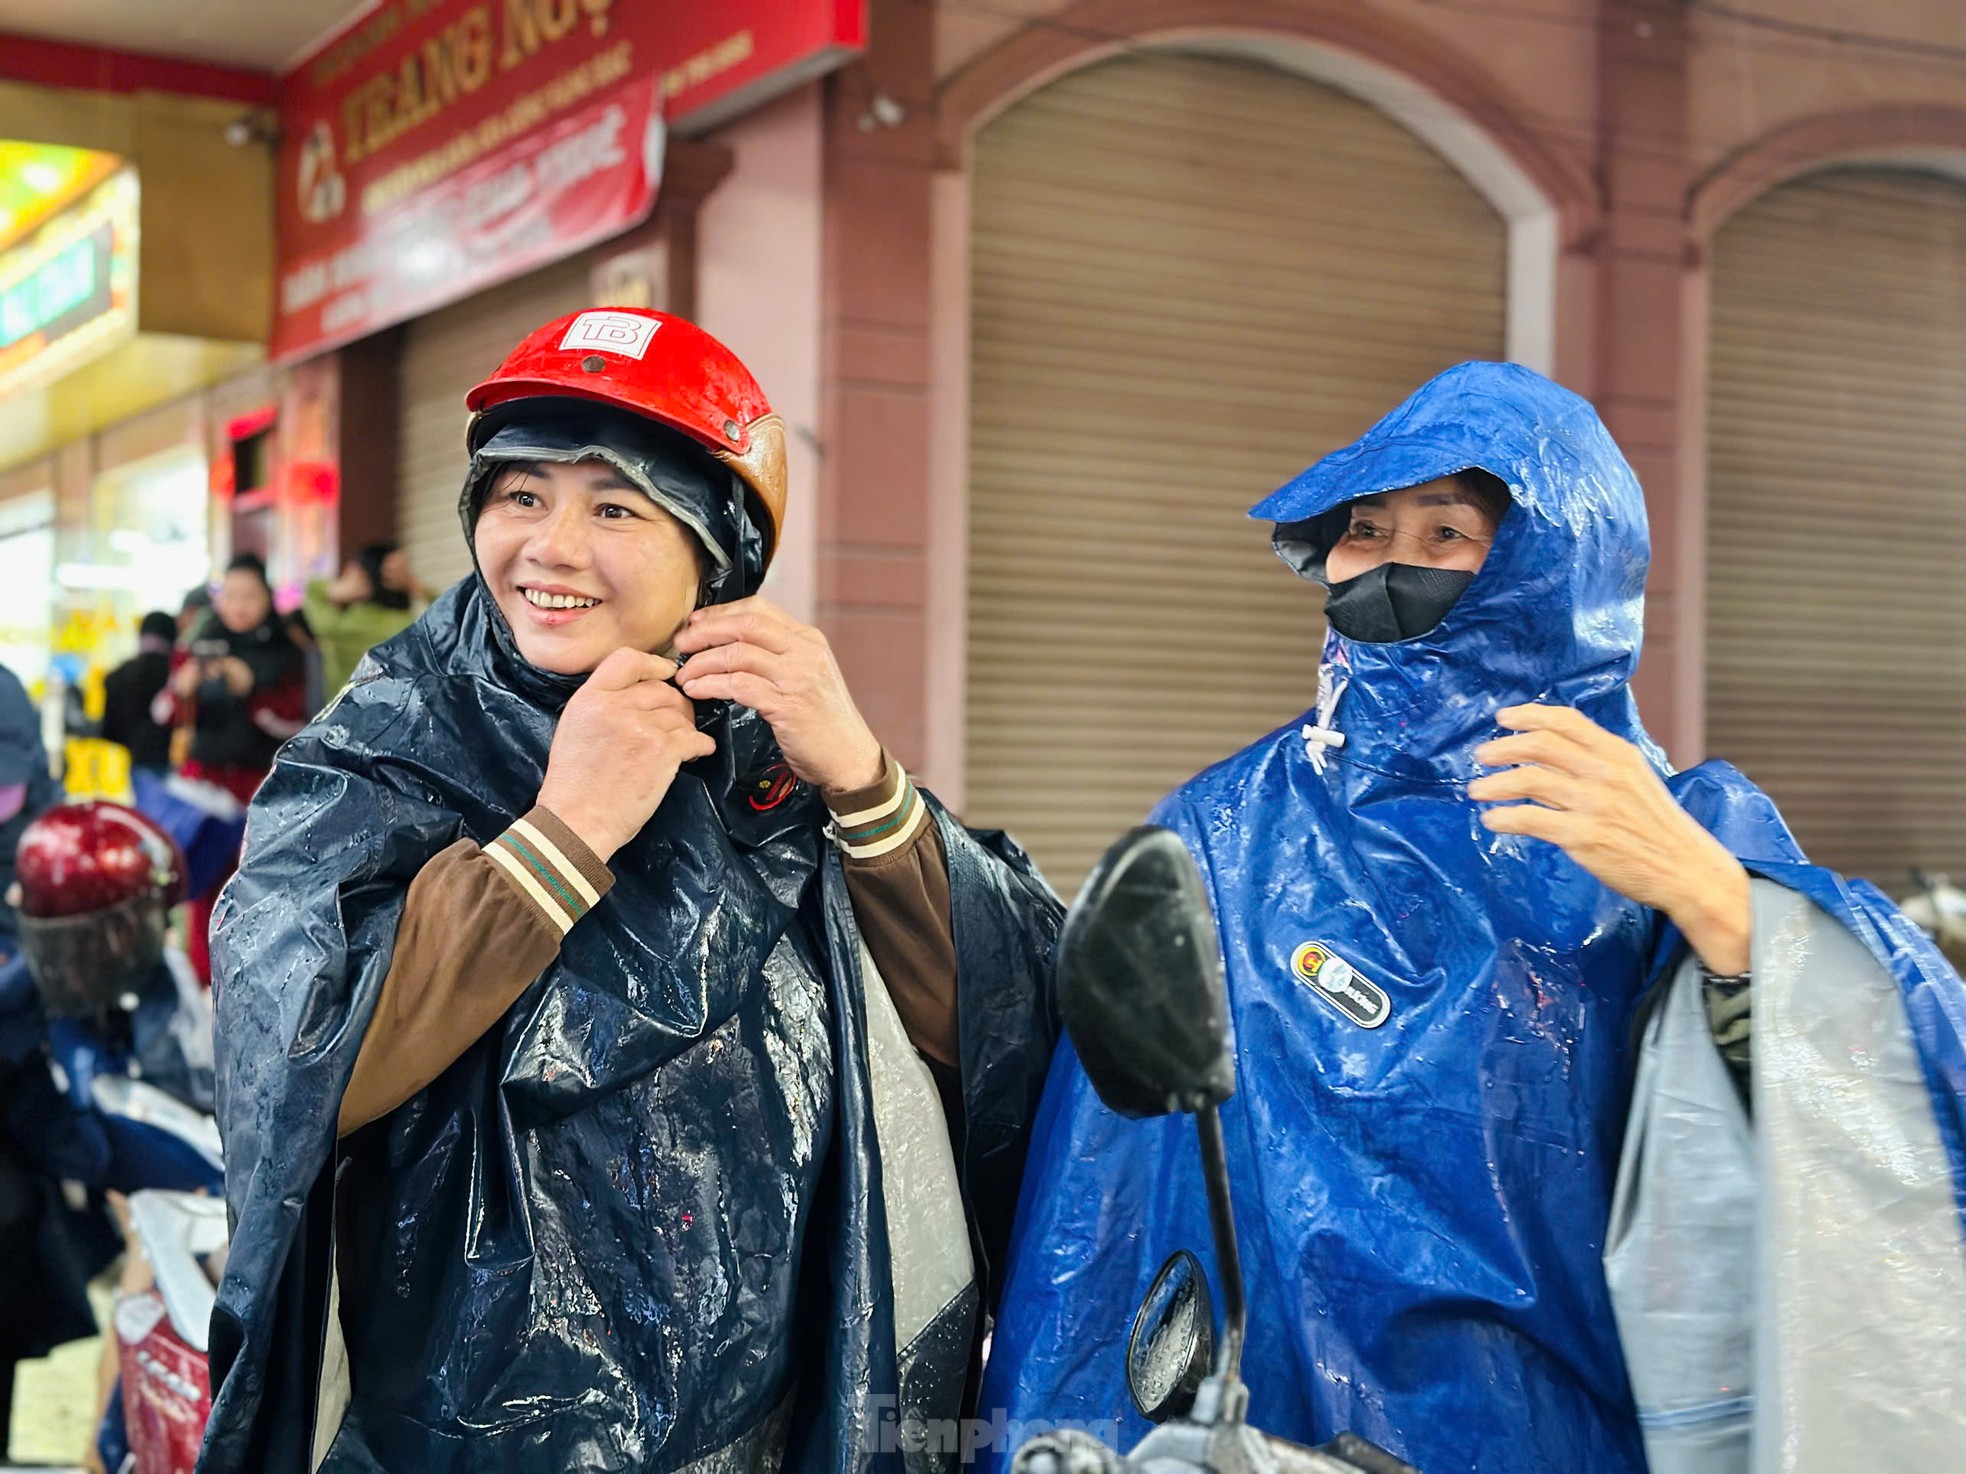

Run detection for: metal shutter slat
[[1706, 167, 1966, 886], [966, 51, 1507, 894]]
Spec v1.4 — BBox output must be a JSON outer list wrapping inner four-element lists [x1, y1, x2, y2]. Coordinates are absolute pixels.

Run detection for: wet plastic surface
[[201, 565, 1061, 1473], [981, 363, 1966, 1474]]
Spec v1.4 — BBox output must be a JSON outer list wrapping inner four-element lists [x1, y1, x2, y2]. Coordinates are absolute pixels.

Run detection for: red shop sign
[[273, 0, 865, 362]]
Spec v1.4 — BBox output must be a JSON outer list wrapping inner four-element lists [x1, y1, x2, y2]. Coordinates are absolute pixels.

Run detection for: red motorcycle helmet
[[463, 307, 788, 567], [14, 802, 187, 1019]]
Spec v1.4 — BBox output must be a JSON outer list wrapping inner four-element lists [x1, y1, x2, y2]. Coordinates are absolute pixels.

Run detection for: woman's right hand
[[172, 661, 202, 698], [329, 562, 372, 606], [536, 650, 715, 863]]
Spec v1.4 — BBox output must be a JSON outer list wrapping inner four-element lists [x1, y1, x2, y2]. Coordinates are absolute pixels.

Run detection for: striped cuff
[[825, 752, 931, 862], [483, 807, 616, 936]]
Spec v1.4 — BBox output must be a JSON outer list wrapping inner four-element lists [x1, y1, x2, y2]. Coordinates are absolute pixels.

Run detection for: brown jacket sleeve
[[337, 807, 614, 1135], [827, 754, 959, 1068]]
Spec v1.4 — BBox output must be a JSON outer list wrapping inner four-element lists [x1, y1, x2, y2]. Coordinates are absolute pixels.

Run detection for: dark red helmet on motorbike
[[14, 802, 186, 1018]]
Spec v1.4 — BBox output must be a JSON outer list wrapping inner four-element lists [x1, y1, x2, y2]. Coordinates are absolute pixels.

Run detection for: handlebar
[[1010, 1423, 1417, 1474], [1263, 1431, 1417, 1474]]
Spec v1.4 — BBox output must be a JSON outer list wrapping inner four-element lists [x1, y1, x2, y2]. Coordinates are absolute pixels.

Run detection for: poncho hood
[[1254, 360, 1654, 782]]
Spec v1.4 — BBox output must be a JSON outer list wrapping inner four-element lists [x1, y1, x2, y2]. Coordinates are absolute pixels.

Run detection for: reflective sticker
[[1291, 942, 1391, 1028], [559, 310, 661, 360]]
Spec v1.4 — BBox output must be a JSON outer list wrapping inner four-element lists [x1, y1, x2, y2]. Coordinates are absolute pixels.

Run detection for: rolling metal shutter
[[1707, 167, 1966, 886], [965, 51, 1507, 893], [394, 257, 595, 591]]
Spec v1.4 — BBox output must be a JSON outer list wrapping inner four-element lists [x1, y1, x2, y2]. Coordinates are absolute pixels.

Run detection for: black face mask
[[1321, 562, 1475, 643]]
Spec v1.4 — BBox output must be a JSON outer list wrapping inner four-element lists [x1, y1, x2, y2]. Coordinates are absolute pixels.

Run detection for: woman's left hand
[[1470, 704, 1751, 974], [673, 596, 884, 796]]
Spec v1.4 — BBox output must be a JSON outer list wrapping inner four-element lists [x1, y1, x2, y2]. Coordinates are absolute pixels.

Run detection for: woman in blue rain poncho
[[200, 309, 1060, 1474], [983, 362, 1966, 1474]]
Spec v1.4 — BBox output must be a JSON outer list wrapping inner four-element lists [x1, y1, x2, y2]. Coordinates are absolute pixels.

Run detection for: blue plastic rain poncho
[[982, 363, 1966, 1474], [200, 409, 1061, 1473]]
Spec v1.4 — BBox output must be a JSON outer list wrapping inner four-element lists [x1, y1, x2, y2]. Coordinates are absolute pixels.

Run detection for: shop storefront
[[0, 75, 279, 778], [0, 481, 52, 690], [270, 0, 865, 592], [0, 361, 336, 793]]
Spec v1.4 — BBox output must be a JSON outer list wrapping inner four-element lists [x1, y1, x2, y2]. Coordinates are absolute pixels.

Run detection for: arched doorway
[[1706, 166, 1966, 883], [963, 49, 1508, 892]]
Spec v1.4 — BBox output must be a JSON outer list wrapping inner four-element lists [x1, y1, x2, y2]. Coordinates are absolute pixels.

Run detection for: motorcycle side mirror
[[1127, 1249, 1215, 1423], [1056, 826, 1235, 1119]]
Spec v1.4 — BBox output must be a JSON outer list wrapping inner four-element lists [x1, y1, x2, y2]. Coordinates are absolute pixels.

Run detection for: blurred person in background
[[154, 554, 305, 983], [100, 612, 179, 782], [0, 662, 60, 947], [304, 542, 428, 699], [175, 585, 212, 642]]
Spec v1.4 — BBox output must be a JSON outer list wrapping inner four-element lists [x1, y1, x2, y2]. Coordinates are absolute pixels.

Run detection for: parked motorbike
[[1008, 827, 1417, 1474], [0, 802, 219, 1468]]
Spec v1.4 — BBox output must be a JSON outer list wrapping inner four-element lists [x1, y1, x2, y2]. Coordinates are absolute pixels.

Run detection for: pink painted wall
[[1690, 1, 1966, 176], [935, 0, 1600, 143], [697, 84, 827, 625]]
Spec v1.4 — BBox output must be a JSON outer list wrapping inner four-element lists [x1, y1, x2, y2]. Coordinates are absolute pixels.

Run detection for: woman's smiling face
[[474, 458, 707, 676], [215, 567, 273, 634], [1324, 477, 1500, 584]]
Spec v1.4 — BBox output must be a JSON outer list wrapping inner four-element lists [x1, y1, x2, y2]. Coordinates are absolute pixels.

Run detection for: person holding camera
[[152, 553, 305, 982]]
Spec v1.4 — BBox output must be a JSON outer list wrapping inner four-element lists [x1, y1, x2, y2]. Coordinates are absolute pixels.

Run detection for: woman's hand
[[329, 562, 372, 607], [172, 661, 202, 698], [537, 649, 715, 862], [673, 597, 883, 796], [219, 657, 255, 697], [1470, 704, 1750, 974]]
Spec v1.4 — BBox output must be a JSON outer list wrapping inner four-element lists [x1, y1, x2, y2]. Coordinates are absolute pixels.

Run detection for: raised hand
[[537, 649, 715, 862], [672, 596, 883, 796], [1470, 703, 1750, 974]]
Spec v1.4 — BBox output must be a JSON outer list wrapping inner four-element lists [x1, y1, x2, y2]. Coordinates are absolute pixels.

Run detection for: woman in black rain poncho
[[200, 309, 1060, 1474]]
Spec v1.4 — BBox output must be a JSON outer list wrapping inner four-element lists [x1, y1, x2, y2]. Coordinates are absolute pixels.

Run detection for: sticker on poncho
[[1291, 942, 1390, 1028], [747, 761, 799, 812], [560, 310, 661, 359]]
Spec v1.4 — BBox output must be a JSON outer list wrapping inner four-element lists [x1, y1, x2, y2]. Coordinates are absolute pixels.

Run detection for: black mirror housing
[[1057, 825, 1235, 1119]]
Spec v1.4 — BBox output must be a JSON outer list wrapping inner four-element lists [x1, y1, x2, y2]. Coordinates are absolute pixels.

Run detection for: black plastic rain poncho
[[200, 409, 1061, 1473]]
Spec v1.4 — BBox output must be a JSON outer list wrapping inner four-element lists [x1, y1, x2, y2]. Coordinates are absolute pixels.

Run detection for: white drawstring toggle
[[1302, 663, 1350, 774]]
